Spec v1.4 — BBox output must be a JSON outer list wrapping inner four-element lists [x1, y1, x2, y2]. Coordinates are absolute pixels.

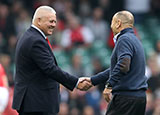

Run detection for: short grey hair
[[32, 6, 56, 24]]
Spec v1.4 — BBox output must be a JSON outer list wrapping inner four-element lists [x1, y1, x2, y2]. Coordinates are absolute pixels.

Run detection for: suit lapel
[[53, 54, 58, 66], [48, 47, 58, 66], [30, 26, 58, 66]]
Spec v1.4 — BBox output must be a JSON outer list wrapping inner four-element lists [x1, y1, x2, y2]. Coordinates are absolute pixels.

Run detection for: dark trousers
[[18, 98, 57, 115], [18, 111, 57, 115], [18, 102, 56, 115], [106, 95, 146, 115]]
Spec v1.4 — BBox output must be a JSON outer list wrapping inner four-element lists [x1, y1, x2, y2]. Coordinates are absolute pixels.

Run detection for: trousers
[[106, 94, 146, 115]]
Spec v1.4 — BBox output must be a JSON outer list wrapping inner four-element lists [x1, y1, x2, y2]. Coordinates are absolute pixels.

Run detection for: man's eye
[[50, 20, 56, 23]]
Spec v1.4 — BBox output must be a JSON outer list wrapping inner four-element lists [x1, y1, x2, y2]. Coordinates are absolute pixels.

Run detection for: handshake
[[76, 77, 112, 103], [76, 77, 93, 91]]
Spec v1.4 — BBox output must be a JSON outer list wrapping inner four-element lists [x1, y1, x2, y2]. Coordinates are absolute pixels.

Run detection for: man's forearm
[[91, 68, 110, 86]]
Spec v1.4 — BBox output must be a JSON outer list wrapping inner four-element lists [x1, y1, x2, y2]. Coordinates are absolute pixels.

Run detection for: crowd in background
[[0, 0, 160, 115]]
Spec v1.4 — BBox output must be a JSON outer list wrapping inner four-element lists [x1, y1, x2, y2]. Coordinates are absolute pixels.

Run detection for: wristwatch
[[105, 82, 112, 89]]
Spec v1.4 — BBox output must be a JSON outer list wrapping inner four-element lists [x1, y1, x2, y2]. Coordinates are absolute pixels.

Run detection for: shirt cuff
[[75, 79, 80, 88]]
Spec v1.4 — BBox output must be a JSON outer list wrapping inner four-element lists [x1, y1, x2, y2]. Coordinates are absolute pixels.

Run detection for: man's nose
[[52, 22, 56, 27]]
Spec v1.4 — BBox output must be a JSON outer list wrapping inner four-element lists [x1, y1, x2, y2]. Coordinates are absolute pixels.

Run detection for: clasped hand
[[103, 87, 112, 103], [77, 77, 112, 103], [77, 77, 93, 91]]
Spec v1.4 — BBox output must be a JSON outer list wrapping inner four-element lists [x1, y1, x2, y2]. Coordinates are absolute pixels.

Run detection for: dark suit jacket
[[12, 27, 78, 113]]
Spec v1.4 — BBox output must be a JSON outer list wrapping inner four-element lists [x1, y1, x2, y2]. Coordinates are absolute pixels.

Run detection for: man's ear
[[116, 19, 121, 29], [37, 18, 41, 26]]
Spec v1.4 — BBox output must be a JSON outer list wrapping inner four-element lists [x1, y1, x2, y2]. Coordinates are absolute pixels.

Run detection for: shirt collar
[[31, 24, 47, 39], [113, 32, 120, 44]]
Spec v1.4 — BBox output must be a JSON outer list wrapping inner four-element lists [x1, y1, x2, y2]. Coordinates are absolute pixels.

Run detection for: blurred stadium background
[[0, 0, 160, 115]]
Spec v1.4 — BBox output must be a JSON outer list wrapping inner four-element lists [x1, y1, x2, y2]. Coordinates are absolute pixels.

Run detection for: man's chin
[[47, 32, 53, 36]]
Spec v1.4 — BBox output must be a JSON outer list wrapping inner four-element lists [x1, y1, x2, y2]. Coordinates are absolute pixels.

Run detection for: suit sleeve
[[107, 38, 133, 87], [91, 68, 110, 86], [30, 39, 78, 91]]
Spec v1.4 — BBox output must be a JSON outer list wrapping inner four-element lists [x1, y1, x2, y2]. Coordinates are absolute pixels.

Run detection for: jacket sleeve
[[107, 38, 133, 87], [91, 68, 110, 86], [30, 39, 78, 91]]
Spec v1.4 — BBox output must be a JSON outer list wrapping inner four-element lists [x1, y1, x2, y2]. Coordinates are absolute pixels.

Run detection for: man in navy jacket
[[84, 11, 148, 115], [12, 6, 92, 115]]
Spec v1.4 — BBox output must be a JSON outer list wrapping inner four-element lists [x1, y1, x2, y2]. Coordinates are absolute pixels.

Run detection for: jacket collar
[[31, 24, 47, 39], [120, 28, 134, 35], [115, 28, 134, 42]]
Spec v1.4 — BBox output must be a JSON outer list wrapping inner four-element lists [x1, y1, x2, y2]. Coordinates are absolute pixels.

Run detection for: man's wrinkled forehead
[[112, 15, 118, 22]]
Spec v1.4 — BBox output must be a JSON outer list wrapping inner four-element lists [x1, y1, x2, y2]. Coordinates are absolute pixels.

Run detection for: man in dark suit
[[12, 6, 92, 115], [83, 11, 148, 115]]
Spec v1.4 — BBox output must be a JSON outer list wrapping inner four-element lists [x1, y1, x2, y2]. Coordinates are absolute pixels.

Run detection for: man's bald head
[[32, 6, 56, 24], [114, 11, 134, 27], [111, 10, 135, 35]]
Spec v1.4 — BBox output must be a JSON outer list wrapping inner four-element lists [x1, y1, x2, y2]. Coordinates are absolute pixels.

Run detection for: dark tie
[[46, 37, 52, 49]]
